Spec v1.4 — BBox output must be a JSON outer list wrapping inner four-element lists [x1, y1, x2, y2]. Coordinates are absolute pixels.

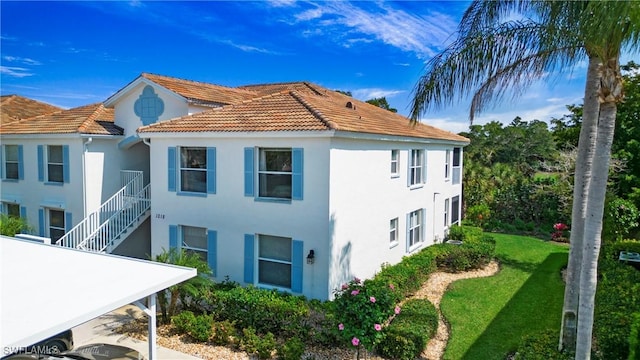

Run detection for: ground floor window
[[258, 234, 292, 289], [49, 209, 65, 243], [452, 196, 460, 225], [408, 209, 424, 248], [181, 225, 208, 261], [390, 217, 398, 246], [3, 202, 20, 218], [444, 198, 450, 227]]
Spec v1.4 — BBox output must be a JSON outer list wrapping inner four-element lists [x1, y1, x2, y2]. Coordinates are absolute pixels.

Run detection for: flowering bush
[[333, 278, 398, 357], [551, 222, 569, 243]]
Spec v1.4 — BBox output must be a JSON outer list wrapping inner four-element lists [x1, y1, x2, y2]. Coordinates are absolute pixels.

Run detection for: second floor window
[[259, 148, 292, 199], [180, 147, 207, 193], [47, 145, 64, 183], [409, 149, 424, 186], [390, 150, 399, 177], [445, 149, 451, 180], [3, 145, 20, 180]]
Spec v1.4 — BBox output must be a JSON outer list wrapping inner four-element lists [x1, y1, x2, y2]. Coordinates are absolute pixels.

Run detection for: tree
[[365, 97, 398, 113], [0, 213, 32, 236], [409, 1, 640, 357]]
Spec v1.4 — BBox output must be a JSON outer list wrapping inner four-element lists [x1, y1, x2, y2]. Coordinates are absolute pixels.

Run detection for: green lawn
[[441, 233, 569, 360]]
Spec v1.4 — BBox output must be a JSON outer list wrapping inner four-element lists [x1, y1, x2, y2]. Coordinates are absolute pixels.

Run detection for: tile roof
[[1, 95, 62, 124], [140, 81, 469, 143], [140, 73, 258, 106], [0, 103, 121, 136]]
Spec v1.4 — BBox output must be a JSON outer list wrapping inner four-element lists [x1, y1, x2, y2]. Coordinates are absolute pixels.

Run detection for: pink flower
[[338, 323, 344, 331], [370, 296, 376, 303], [351, 289, 360, 296], [389, 284, 395, 290], [352, 337, 360, 346], [354, 277, 361, 284], [374, 324, 382, 331], [341, 283, 348, 290], [395, 306, 401, 315]]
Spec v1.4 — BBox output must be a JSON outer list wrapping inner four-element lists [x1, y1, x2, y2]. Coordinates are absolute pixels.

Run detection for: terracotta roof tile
[[1, 95, 62, 124], [141, 73, 258, 106], [140, 81, 469, 143], [0, 103, 121, 136]]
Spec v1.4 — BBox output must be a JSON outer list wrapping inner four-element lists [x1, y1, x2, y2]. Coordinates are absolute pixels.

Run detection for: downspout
[[82, 137, 93, 217]]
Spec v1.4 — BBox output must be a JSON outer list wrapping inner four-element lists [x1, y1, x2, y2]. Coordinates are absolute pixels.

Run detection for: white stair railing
[[56, 171, 150, 252]]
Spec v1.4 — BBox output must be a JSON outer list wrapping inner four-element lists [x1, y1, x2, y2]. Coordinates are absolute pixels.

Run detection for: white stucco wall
[[327, 137, 463, 297], [148, 134, 332, 300], [113, 82, 189, 138], [0, 136, 86, 237]]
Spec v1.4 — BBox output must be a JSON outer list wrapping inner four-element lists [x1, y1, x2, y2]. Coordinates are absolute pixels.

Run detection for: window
[[390, 150, 399, 176], [407, 209, 423, 249], [47, 146, 64, 183], [169, 225, 217, 275], [409, 149, 424, 186], [180, 147, 207, 193], [258, 234, 292, 289], [390, 218, 398, 246], [49, 209, 66, 243], [452, 147, 462, 185], [445, 149, 451, 180], [3, 145, 21, 180], [444, 198, 450, 227], [259, 148, 292, 199], [3, 203, 20, 218], [38, 145, 69, 183], [181, 225, 208, 261], [451, 196, 460, 225]]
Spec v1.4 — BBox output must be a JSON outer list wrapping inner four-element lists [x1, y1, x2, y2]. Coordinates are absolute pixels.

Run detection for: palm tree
[[409, 1, 639, 358]]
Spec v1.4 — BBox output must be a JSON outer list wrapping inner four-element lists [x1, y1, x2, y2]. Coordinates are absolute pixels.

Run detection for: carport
[[0, 237, 196, 359]]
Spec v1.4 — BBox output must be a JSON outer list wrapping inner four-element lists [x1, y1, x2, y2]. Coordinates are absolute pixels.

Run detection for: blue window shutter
[[207, 230, 217, 277], [292, 148, 303, 200], [169, 225, 178, 250], [291, 240, 304, 293], [65, 212, 73, 232], [423, 150, 427, 184], [0, 146, 4, 179], [406, 212, 411, 252], [244, 148, 254, 197], [167, 147, 176, 192], [17, 145, 24, 180], [62, 145, 70, 183], [37, 145, 44, 182], [20, 206, 27, 219], [207, 147, 216, 194], [38, 208, 45, 236], [244, 234, 255, 283]]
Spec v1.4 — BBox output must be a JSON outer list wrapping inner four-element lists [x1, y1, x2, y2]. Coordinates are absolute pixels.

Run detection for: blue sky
[[0, 1, 623, 133]]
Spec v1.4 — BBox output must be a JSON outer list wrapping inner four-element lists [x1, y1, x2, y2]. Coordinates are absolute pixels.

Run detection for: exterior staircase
[[56, 170, 150, 253]]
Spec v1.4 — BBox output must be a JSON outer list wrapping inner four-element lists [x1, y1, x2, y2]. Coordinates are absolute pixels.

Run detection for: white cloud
[[3, 56, 42, 65], [0, 66, 33, 78], [352, 88, 405, 100], [288, 2, 458, 58], [222, 40, 278, 54], [420, 117, 470, 134], [268, 0, 297, 8]]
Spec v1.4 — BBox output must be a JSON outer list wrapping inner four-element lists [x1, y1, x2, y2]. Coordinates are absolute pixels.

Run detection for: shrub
[[513, 329, 574, 360], [377, 299, 438, 360], [211, 319, 237, 346], [240, 327, 276, 360], [0, 214, 33, 237], [332, 278, 397, 355], [171, 311, 196, 334], [465, 204, 490, 228], [629, 312, 640, 360], [604, 197, 640, 241], [189, 314, 213, 342], [277, 337, 305, 360], [433, 234, 495, 272]]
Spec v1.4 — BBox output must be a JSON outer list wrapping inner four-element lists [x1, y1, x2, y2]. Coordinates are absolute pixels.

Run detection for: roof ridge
[[142, 72, 256, 95], [78, 104, 104, 132], [289, 90, 336, 130]]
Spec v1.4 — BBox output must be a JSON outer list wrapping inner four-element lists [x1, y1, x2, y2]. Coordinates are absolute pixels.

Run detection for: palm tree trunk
[[575, 57, 622, 360], [559, 55, 601, 351]]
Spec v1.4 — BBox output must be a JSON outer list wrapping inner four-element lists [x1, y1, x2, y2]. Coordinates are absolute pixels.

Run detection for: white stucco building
[[1, 74, 468, 300]]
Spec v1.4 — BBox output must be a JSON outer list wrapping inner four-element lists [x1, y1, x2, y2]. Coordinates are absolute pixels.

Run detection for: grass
[[441, 233, 569, 360]]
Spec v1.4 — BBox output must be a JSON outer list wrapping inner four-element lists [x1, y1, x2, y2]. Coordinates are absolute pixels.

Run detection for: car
[[2, 344, 143, 360], [2, 330, 74, 358]]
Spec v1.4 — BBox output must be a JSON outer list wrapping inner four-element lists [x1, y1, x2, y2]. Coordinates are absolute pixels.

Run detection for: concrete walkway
[[72, 305, 201, 360]]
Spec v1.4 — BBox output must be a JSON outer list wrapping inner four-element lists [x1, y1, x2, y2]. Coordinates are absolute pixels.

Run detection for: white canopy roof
[[0, 237, 196, 351]]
